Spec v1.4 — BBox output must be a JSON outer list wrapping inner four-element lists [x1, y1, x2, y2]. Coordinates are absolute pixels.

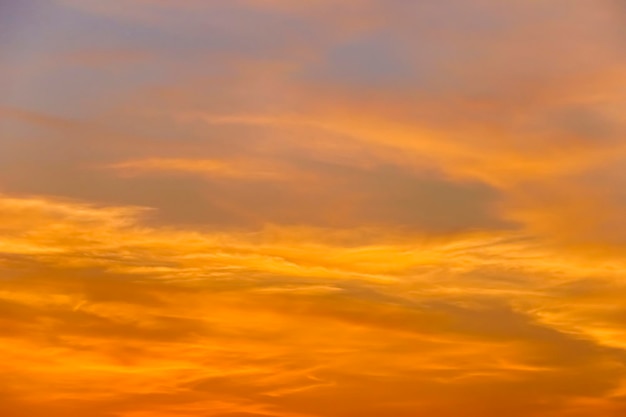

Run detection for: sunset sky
[[2, 1, 626, 416]]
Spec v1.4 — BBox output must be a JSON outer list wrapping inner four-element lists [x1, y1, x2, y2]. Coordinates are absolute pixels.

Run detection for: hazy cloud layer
[[2, 1, 626, 416]]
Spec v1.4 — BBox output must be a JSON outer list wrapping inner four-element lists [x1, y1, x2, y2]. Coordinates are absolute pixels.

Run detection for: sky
[[1, 1, 626, 416]]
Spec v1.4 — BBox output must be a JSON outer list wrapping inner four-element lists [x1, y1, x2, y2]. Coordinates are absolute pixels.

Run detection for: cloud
[[108, 158, 292, 181], [0, 193, 625, 416], [3, 0, 626, 416]]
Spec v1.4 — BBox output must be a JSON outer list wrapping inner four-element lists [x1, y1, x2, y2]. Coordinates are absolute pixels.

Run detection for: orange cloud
[[108, 158, 292, 181], [1, 194, 626, 416], [4, 0, 626, 416]]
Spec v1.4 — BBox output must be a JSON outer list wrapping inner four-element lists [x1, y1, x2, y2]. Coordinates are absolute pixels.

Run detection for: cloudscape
[[2, 1, 626, 416]]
